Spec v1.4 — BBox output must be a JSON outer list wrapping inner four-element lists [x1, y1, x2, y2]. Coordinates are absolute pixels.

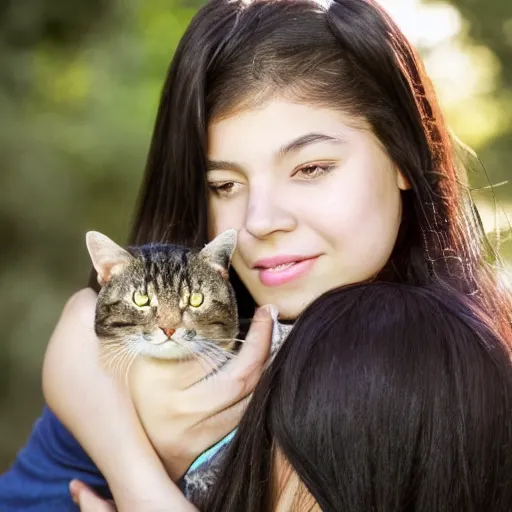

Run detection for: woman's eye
[[208, 181, 241, 198], [294, 164, 336, 180]]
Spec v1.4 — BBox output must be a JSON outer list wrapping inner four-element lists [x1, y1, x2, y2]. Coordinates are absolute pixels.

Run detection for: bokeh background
[[0, 0, 511, 471]]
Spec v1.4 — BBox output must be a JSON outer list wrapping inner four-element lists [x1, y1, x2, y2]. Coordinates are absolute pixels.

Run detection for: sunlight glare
[[379, 0, 461, 47]]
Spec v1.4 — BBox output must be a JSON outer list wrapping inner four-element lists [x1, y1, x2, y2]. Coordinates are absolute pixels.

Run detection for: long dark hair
[[90, 0, 511, 330], [202, 282, 512, 512]]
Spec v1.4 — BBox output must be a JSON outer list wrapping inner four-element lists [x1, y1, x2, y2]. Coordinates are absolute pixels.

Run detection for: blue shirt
[[0, 406, 111, 511], [0, 406, 232, 511]]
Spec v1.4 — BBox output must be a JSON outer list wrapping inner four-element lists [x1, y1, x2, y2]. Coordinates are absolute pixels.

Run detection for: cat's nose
[[162, 327, 176, 338]]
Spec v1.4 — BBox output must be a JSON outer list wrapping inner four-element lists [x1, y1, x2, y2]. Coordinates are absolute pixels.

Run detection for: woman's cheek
[[312, 174, 402, 273], [341, 187, 402, 269]]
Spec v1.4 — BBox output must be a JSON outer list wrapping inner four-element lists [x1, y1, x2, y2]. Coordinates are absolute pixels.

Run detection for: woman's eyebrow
[[206, 132, 345, 172], [206, 159, 241, 172], [277, 132, 346, 159]]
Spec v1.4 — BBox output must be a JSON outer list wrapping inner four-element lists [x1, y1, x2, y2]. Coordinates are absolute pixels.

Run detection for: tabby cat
[[85, 229, 291, 503], [86, 229, 240, 367]]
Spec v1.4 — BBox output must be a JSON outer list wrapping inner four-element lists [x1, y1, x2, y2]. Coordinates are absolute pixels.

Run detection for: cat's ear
[[199, 229, 237, 279], [85, 231, 133, 285]]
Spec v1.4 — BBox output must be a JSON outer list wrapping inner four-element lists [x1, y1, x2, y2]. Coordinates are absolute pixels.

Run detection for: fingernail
[[254, 306, 270, 320], [267, 304, 279, 321], [69, 480, 80, 504]]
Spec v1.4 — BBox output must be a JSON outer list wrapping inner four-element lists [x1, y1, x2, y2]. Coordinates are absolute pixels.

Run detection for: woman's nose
[[244, 189, 296, 239]]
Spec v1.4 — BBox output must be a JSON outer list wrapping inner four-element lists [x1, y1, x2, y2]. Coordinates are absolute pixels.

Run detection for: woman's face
[[207, 100, 408, 319]]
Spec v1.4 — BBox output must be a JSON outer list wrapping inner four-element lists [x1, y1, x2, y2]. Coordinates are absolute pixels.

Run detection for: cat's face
[[86, 230, 238, 362]]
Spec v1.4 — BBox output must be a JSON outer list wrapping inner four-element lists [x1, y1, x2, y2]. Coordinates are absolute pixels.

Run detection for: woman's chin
[[253, 280, 355, 321]]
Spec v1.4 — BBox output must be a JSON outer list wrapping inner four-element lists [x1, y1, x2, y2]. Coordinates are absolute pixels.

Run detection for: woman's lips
[[255, 256, 320, 287]]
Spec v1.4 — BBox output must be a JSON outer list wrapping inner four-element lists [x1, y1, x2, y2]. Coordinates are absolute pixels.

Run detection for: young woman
[[0, 0, 509, 509]]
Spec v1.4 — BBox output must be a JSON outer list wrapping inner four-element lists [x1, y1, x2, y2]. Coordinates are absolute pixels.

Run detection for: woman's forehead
[[207, 100, 371, 163]]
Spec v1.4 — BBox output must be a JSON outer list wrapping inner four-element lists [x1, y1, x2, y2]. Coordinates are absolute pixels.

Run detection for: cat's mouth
[[151, 338, 175, 345], [138, 328, 201, 360], [140, 336, 191, 360]]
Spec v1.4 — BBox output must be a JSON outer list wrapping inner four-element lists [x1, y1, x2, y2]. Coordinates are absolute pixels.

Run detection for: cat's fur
[[85, 229, 292, 503]]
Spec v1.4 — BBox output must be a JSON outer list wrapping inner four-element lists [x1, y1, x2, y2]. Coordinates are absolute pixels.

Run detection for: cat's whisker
[[100, 342, 129, 358], [108, 349, 130, 380], [183, 339, 234, 373], [100, 339, 134, 356], [204, 338, 245, 354], [111, 342, 131, 372], [202, 348, 234, 366], [104, 341, 140, 381], [195, 349, 227, 371], [176, 341, 220, 374], [99, 343, 133, 370], [211, 337, 246, 343], [195, 342, 234, 368], [121, 345, 140, 385], [192, 344, 229, 371], [200, 340, 238, 358], [99, 347, 123, 371], [196, 339, 229, 355]]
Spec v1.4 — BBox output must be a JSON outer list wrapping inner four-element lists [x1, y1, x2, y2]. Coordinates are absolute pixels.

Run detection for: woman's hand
[[69, 480, 200, 512], [70, 480, 116, 511], [128, 305, 274, 480]]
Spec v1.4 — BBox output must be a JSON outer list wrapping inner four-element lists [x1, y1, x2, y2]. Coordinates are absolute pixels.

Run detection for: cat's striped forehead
[[127, 243, 193, 291]]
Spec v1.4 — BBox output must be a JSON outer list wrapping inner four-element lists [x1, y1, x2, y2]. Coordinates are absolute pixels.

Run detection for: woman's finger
[[69, 480, 116, 511], [227, 305, 274, 382]]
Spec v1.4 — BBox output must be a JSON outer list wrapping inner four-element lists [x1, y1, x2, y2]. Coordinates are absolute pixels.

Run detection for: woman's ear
[[397, 170, 411, 191]]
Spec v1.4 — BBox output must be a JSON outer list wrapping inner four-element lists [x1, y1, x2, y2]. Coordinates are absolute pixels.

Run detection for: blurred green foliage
[[437, 0, 512, 227], [0, 0, 199, 469], [0, 0, 511, 470]]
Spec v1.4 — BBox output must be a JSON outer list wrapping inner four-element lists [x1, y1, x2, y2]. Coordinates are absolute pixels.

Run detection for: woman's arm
[[43, 288, 274, 506], [42, 289, 194, 510]]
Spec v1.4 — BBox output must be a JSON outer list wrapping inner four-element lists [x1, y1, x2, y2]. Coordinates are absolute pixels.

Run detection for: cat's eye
[[189, 292, 204, 308], [133, 290, 150, 307]]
